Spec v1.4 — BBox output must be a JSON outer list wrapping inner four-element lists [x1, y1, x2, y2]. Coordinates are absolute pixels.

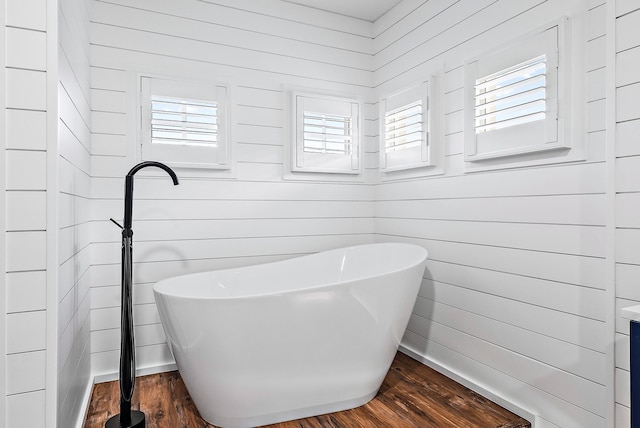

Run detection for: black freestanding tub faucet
[[106, 161, 179, 428]]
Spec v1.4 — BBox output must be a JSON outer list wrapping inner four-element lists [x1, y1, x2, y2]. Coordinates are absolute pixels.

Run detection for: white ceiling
[[282, 0, 403, 22]]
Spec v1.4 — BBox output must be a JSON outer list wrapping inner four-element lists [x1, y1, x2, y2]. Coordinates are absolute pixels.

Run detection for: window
[[380, 82, 431, 172], [385, 101, 423, 152], [464, 21, 565, 163], [140, 76, 231, 169], [150, 96, 218, 147], [302, 111, 352, 155], [291, 92, 360, 174], [474, 55, 547, 134]]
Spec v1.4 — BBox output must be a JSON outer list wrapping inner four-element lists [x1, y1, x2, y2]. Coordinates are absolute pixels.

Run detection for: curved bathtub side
[[154, 243, 427, 300], [153, 244, 428, 427]]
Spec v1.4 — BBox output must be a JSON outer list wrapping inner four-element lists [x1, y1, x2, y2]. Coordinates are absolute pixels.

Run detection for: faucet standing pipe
[[106, 161, 179, 428]]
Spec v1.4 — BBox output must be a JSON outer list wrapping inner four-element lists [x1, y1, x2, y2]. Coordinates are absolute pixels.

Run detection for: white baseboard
[[93, 362, 178, 384], [74, 377, 95, 428], [398, 345, 538, 427]]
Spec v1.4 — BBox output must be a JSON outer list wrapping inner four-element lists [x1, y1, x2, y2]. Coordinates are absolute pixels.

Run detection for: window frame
[[464, 19, 568, 164], [379, 81, 431, 172], [290, 91, 362, 176], [139, 74, 233, 170]]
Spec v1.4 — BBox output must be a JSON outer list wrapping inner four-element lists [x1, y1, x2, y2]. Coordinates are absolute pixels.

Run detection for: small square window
[[291, 92, 360, 175], [140, 76, 231, 170]]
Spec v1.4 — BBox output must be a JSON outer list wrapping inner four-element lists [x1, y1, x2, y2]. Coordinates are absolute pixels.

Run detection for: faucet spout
[[123, 161, 179, 229], [127, 160, 179, 185]]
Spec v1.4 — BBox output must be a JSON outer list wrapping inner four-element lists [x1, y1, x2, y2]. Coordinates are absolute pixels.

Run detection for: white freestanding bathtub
[[153, 243, 428, 428]]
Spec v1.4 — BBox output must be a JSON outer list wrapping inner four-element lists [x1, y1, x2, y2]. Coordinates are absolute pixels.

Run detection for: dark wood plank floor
[[84, 352, 530, 428]]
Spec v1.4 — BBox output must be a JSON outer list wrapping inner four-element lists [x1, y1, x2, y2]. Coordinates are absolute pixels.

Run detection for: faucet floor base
[[105, 410, 145, 428]]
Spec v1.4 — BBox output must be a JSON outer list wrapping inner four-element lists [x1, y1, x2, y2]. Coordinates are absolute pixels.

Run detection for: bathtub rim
[[152, 242, 428, 301]]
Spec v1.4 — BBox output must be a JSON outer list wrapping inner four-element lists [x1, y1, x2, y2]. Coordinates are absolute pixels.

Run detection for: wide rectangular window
[[140, 76, 230, 169], [291, 92, 360, 175], [150, 96, 218, 147], [465, 22, 565, 162]]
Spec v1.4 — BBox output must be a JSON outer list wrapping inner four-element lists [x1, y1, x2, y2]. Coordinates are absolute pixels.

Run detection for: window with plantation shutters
[[140, 76, 231, 169], [302, 111, 352, 155], [292, 92, 360, 174], [380, 82, 431, 172], [465, 22, 566, 163], [474, 55, 547, 135], [385, 101, 422, 153], [150, 96, 218, 147]]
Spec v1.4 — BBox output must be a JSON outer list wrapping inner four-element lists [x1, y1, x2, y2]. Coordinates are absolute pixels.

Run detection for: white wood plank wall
[[373, 1, 608, 427], [88, 0, 376, 377], [3, 0, 52, 426], [614, 0, 640, 426], [58, 0, 93, 427]]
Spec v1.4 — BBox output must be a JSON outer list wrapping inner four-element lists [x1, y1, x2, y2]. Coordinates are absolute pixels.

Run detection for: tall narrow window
[[465, 22, 564, 162], [140, 76, 230, 169], [385, 100, 423, 152], [380, 82, 430, 171], [292, 92, 360, 174]]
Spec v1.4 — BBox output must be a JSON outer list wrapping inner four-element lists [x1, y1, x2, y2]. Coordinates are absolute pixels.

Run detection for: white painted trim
[[46, 0, 60, 425], [604, 1, 617, 427], [0, 0, 7, 425], [377, 72, 446, 181], [73, 377, 95, 428], [461, 10, 589, 173], [93, 362, 178, 385], [283, 84, 367, 183], [463, 22, 566, 161], [127, 70, 239, 179], [398, 344, 538, 427]]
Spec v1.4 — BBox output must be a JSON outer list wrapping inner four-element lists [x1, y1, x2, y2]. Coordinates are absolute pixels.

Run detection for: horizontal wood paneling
[[407, 314, 605, 414], [376, 218, 605, 257], [91, 176, 374, 200], [615, 5, 640, 423], [417, 279, 605, 352], [91, 2, 371, 71], [99, 0, 372, 51], [89, 0, 376, 376], [58, 1, 93, 427], [373, 1, 607, 426], [91, 234, 372, 266], [414, 296, 605, 383], [402, 330, 604, 428], [375, 194, 606, 225], [424, 260, 605, 320], [375, 162, 606, 200], [91, 218, 374, 242], [79, 3, 626, 427]]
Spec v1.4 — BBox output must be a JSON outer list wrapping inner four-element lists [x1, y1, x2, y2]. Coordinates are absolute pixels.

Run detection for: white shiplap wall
[[89, 0, 376, 377], [58, 0, 92, 426], [3, 0, 55, 426], [614, 0, 640, 426], [373, 1, 608, 427]]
